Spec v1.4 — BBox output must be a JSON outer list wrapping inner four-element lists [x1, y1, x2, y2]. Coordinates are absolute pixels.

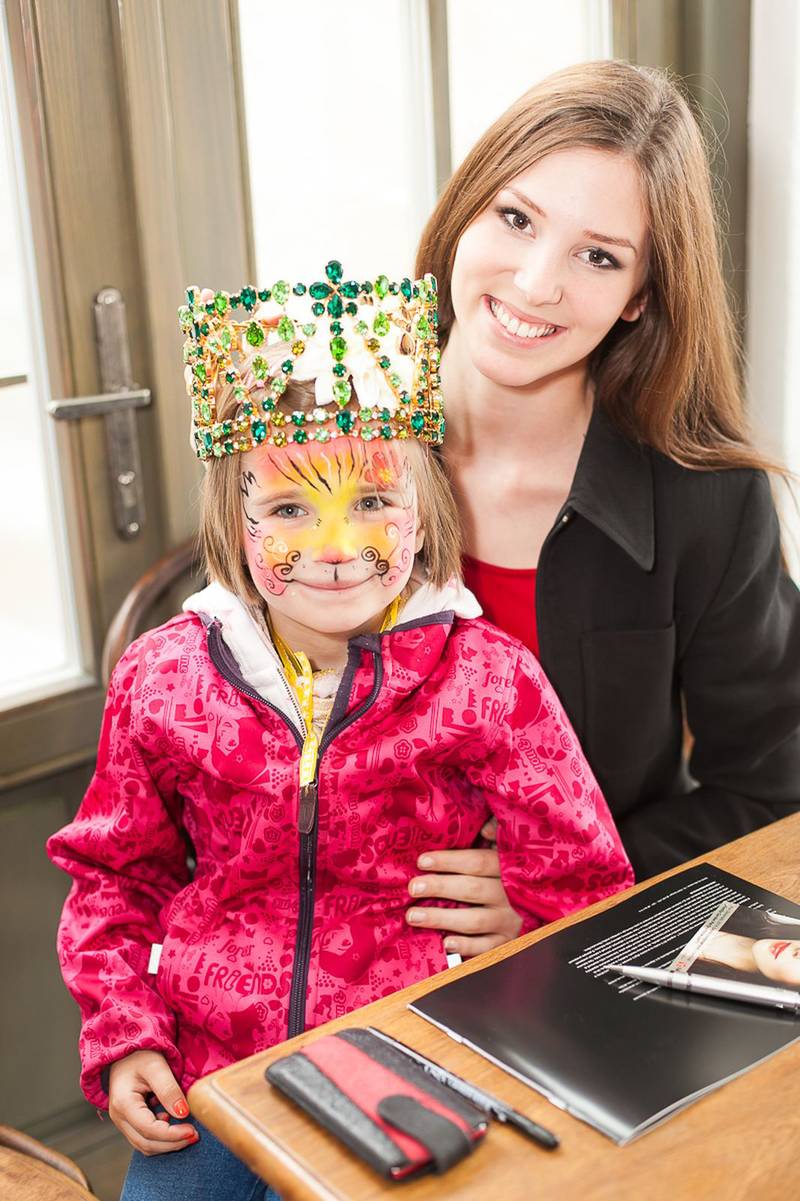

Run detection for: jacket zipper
[[206, 621, 385, 1039], [286, 644, 384, 1038], [207, 620, 306, 746]]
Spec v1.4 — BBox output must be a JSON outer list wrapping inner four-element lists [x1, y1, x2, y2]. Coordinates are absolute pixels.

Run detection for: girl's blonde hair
[[200, 378, 462, 610], [416, 59, 778, 474]]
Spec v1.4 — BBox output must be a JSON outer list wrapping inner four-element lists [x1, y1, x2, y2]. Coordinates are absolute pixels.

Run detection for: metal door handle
[[48, 288, 151, 539], [48, 387, 150, 420]]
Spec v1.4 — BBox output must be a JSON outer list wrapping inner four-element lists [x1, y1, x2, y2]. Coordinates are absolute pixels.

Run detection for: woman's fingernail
[[409, 880, 424, 896], [407, 908, 424, 924], [418, 855, 434, 869], [174, 1100, 189, 1119], [444, 939, 457, 952], [189, 1130, 200, 1143]]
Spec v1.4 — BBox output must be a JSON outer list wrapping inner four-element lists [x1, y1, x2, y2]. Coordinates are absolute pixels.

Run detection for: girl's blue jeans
[[120, 1117, 281, 1201]]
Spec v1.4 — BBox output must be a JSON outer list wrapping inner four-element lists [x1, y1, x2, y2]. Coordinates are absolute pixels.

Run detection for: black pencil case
[[265, 1027, 488, 1180]]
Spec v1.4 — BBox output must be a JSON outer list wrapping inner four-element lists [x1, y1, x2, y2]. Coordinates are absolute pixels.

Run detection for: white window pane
[[238, 0, 436, 283], [447, 0, 611, 168], [0, 11, 86, 709]]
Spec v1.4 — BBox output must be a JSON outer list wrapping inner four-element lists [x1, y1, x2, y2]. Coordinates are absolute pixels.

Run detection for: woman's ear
[[415, 522, 426, 554], [620, 287, 649, 323]]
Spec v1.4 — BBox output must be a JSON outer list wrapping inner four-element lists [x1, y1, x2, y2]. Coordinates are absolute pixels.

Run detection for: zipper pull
[[298, 779, 318, 835]]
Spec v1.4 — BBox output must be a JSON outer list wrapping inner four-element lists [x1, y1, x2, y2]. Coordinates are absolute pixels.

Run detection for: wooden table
[[189, 815, 800, 1201]]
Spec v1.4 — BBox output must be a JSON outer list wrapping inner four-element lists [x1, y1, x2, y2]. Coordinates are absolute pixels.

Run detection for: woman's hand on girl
[[406, 819, 523, 957], [108, 1049, 198, 1155]]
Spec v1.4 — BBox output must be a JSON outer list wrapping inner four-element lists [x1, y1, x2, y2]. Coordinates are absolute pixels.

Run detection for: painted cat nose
[[314, 546, 355, 564]]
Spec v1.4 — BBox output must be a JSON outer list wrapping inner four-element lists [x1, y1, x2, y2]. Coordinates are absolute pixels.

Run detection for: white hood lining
[[182, 577, 482, 726]]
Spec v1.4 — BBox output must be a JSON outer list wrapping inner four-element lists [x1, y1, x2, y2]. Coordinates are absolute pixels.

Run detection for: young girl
[[48, 266, 632, 1196], [402, 59, 800, 955]]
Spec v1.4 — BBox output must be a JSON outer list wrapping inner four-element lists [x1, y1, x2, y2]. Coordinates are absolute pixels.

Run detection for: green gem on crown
[[277, 316, 294, 342], [333, 379, 352, 406]]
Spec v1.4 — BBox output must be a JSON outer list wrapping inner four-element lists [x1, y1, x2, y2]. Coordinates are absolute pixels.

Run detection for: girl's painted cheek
[[378, 504, 419, 589], [243, 520, 303, 597]]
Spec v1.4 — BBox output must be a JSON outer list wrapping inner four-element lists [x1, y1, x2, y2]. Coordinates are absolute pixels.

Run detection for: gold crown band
[[180, 261, 444, 460]]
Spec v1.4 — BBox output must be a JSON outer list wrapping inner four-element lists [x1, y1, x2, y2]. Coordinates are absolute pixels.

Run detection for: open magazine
[[409, 865, 800, 1144]]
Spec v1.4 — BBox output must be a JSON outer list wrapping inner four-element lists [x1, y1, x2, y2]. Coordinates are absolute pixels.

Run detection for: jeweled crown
[[180, 260, 444, 460]]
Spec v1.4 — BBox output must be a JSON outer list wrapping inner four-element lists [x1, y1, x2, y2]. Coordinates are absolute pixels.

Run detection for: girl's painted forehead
[[244, 437, 411, 492]]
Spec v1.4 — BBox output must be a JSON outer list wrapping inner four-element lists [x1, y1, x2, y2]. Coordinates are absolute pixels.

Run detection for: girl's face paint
[[240, 437, 423, 636]]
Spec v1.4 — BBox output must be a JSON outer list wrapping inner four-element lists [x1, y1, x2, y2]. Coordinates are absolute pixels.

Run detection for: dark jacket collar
[[567, 405, 655, 572]]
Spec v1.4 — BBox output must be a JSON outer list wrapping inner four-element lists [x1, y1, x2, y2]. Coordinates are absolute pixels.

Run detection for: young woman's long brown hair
[[416, 59, 776, 474]]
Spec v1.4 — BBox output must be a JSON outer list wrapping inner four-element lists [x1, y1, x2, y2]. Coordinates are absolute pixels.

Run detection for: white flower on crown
[[245, 296, 415, 413]]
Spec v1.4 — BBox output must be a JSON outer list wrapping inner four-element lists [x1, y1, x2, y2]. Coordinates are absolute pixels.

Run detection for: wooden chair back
[[101, 537, 201, 683], [0, 1125, 99, 1199]]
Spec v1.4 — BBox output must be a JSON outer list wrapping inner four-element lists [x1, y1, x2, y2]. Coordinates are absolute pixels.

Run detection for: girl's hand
[[406, 819, 523, 957], [108, 1050, 198, 1155]]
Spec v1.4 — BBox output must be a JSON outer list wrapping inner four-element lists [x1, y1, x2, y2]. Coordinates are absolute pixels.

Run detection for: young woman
[[405, 59, 800, 959]]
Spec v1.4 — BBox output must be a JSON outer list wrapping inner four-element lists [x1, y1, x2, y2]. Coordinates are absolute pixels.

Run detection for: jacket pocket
[[581, 624, 676, 772]]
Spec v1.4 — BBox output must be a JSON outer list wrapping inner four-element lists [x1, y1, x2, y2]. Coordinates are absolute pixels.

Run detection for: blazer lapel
[[567, 406, 655, 572]]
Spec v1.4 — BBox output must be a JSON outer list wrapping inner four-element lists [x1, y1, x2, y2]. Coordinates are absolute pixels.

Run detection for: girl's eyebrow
[[354, 477, 402, 492], [247, 488, 306, 506], [506, 187, 638, 254]]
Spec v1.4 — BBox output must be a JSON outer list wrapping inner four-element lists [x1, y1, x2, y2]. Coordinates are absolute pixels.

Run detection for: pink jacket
[[48, 580, 632, 1106]]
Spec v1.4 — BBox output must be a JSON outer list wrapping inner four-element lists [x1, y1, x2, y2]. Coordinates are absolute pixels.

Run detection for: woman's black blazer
[[534, 406, 800, 880]]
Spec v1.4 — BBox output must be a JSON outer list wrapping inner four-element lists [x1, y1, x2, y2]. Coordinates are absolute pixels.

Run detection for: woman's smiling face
[[449, 147, 650, 388]]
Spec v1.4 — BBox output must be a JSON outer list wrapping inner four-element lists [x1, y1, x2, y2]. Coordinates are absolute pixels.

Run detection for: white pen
[[606, 963, 800, 1015]]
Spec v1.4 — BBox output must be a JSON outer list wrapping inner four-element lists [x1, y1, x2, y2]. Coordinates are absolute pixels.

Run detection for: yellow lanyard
[[268, 598, 401, 792]]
